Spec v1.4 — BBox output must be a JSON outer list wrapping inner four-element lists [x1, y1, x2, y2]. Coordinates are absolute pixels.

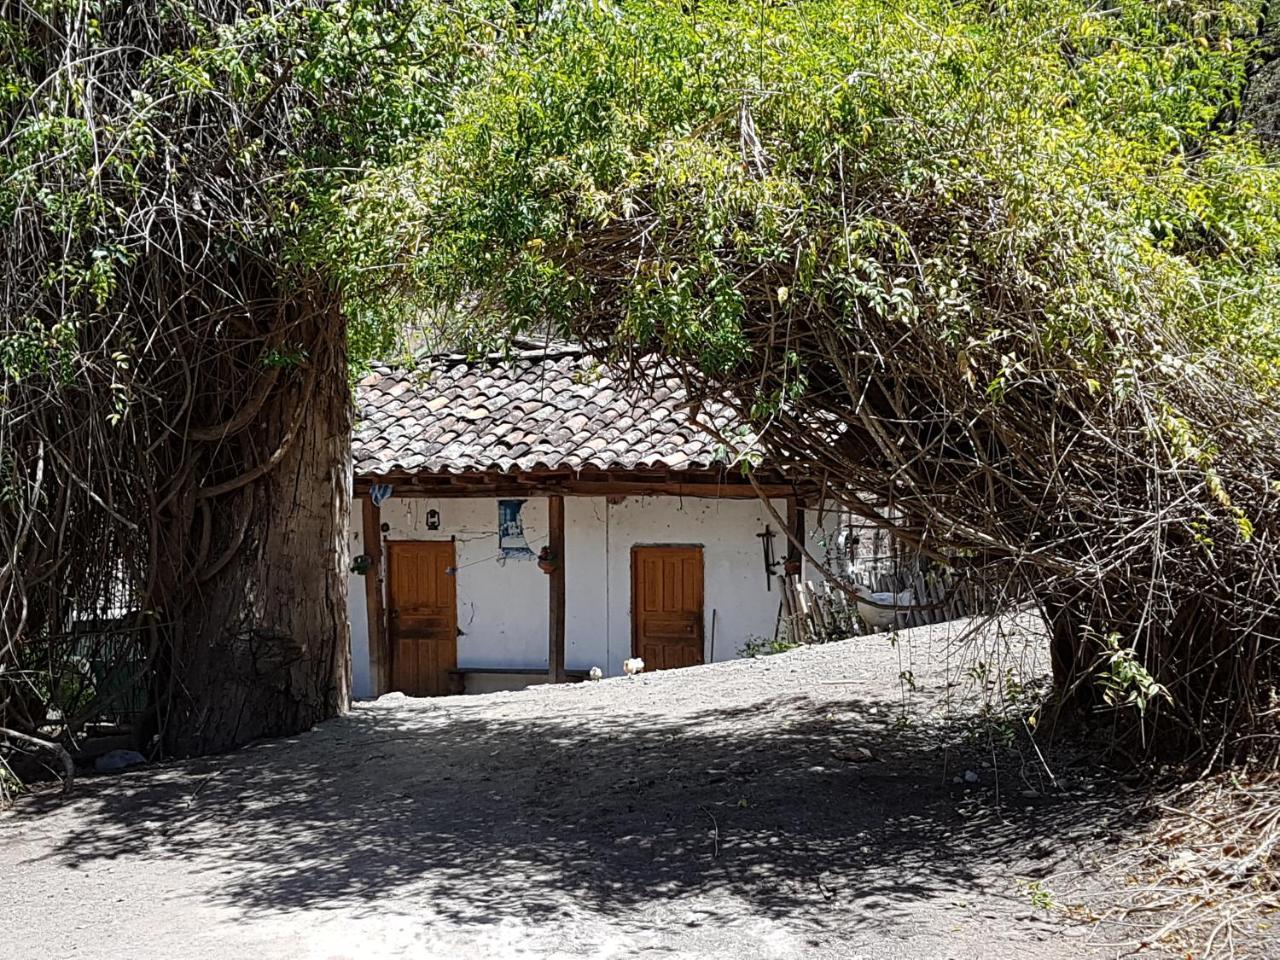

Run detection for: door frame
[[629, 543, 706, 662], [385, 538, 458, 695]]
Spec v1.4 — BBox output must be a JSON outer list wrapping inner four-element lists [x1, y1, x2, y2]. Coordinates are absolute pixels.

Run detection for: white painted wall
[[346, 494, 792, 698]]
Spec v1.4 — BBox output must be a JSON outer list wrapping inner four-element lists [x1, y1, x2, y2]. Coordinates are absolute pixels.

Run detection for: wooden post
[[785, 497, 798, 563], [361, 496, 388, 694], [785, 496, 805, 567], [548, 494, 566, 683]]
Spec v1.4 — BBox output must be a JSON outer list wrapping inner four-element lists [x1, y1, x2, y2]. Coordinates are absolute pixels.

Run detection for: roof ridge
[[421, 339, 583, 363]]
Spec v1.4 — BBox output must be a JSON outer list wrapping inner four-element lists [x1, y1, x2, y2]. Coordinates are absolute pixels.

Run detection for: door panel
[[388, 540, 457, 696], [632, 546, 704, 671]]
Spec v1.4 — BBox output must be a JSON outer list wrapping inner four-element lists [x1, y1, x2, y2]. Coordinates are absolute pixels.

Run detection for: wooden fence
[[777, 561, 996, 644]]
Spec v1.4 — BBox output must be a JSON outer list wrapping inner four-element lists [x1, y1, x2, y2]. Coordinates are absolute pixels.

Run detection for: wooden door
[[631, 545, 704, 670], [388, 540, 457, 696]]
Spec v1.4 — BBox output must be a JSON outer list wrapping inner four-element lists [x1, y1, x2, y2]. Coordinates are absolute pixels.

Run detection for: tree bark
[[1043, 592, 1105, 713], [159, 301, 351, 756], [1047, 598, 1079, 694]]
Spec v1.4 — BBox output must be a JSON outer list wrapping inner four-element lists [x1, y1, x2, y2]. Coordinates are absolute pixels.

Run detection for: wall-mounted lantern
[[350, 553, 372, 576], [426, 508, 441, 531]]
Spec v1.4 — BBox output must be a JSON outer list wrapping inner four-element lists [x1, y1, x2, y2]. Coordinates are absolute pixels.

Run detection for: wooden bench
[[446, 666, 590, 695]]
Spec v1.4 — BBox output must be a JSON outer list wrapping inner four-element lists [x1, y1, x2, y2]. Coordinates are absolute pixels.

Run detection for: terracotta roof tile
[[353, 350, 738, 476]]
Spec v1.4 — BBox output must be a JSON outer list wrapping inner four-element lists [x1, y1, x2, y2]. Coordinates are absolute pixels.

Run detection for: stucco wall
[[347, 494, 793, 698]]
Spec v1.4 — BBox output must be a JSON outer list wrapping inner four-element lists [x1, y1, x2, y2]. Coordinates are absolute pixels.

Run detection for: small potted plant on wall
[[537, 545, 557, 574]]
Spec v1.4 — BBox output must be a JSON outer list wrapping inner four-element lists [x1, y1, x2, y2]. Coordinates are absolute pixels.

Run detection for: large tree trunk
[[158, 300, 351, 756]]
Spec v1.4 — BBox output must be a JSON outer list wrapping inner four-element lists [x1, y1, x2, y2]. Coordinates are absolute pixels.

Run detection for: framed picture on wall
[[498, 499, 534, 560]]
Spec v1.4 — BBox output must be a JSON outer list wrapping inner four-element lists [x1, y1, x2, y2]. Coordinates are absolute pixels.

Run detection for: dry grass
[[1091, 773, 1280, 958]]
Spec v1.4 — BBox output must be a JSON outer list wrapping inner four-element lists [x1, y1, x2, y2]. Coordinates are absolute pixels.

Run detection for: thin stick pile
[[1101, 773, 1280, 955]]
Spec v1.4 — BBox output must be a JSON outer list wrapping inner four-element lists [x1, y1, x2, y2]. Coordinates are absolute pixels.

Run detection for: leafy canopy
[[336, 0, 1280, 393]]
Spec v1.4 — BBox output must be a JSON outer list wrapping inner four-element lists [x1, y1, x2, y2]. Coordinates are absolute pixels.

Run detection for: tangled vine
[[0, 0, 503, 790]]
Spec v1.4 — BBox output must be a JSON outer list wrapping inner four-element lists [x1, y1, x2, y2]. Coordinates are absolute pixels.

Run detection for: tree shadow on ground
[[15, 681, 1137, 945]]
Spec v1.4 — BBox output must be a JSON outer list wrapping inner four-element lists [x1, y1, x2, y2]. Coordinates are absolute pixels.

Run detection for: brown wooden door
[[388, 540, 457, 696], [631, 545, 704, 670]]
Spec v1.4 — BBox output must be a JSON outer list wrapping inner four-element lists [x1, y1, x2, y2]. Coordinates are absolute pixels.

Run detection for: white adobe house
[[347, 347, 827, 698]]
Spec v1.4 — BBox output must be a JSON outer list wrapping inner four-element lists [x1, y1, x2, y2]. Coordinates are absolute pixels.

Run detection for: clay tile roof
[[353, 348, 739, 477]]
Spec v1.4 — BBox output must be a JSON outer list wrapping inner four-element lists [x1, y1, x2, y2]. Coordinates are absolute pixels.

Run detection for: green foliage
[[0, 0, 519, 376], [739, 634, 800, 658], [0, 317, 77, 383], [1016, 877, 1059, 913], [1093, 631, 1173, 714], [338, 0, 1280, 386]]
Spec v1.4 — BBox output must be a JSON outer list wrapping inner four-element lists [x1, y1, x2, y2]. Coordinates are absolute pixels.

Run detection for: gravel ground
[[2, 615, 1128, 960]]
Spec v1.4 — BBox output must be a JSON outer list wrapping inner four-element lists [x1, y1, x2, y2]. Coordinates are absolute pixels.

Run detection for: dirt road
[[3, 616, 1118, 959]]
